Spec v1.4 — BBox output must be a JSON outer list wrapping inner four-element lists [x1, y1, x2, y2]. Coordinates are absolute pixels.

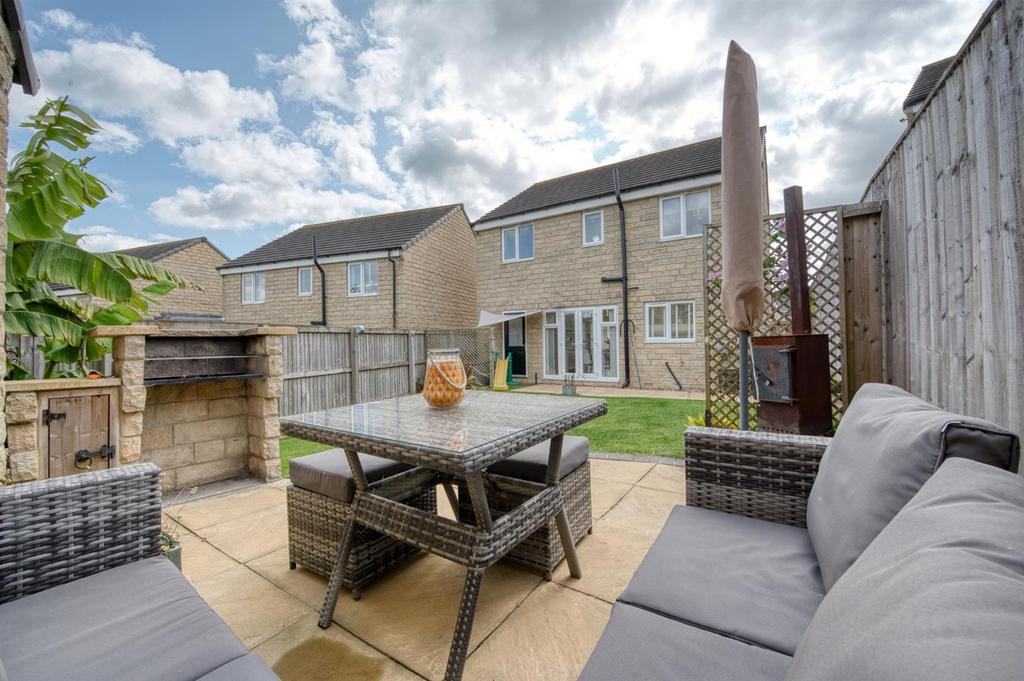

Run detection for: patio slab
[[172, 455, 680, 680]]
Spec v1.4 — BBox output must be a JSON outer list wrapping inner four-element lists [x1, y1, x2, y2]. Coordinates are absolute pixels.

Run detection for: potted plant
[[161, 530, 182, 570]]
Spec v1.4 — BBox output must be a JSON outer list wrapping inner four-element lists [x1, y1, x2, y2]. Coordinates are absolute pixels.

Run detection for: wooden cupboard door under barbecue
[[46, 394, 113, 478]]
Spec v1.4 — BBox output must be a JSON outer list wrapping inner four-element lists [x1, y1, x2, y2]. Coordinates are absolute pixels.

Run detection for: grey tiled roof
[[116, 237, 226, 262], [903, 57, 954, 109], [221, 204, 462, 269], [476, 136, 723, 224]]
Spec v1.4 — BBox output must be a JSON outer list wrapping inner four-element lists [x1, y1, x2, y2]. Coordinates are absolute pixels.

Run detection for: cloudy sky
[[13, 0, 986, 258]]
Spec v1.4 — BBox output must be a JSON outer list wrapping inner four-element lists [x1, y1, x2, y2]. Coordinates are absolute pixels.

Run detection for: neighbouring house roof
[[219, 204, 464, 270], [2, 0, 39, 94], [476, 136, 724, 225], [116, 237, 228, 263], [51, 237, 226, 293], [903, 57, 954, 110]]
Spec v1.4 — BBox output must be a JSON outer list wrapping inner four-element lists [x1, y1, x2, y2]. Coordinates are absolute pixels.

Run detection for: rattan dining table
[[281, 390, 607, 681]]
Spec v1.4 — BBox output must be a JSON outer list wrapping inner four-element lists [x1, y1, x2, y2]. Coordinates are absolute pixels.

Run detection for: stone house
[[475, 135, 768, 392], [55, 237, 228, 320], [219, 204, 478, 330]]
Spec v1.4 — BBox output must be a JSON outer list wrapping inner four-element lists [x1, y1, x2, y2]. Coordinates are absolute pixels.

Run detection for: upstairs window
[[242, 272, 265, 305], [297, 267, 313, 296], [645, 301, 695, 342], [501, 224, 534, 262], [348, 260, 379, 296], [582, 210, 604, 246], [660, 190, 711, 240]]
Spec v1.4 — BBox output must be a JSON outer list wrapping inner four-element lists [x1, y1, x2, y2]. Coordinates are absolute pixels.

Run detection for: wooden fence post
[[349, 330, 360, 404], [407, 331, 416, 394]]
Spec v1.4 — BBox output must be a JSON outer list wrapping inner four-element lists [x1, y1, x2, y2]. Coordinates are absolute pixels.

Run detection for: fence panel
[[703, 206, 848, 430], [5, 335, 112, 379]]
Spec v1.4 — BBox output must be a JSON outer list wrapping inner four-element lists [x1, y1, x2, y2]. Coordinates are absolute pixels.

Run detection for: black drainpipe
[[613, 168, 631, 388], [387, 251, 398, 329], [311, 237, 327, 326]]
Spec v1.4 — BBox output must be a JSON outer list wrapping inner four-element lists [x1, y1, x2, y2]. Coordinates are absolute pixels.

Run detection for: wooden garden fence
[[703, 202, 886, 430]]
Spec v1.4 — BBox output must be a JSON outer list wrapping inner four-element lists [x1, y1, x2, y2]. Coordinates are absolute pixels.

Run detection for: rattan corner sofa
[[579, 383, 1024, 681], [0, 464, 280, 681]]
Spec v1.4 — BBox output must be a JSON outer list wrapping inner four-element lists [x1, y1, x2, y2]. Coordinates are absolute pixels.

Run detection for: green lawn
[[280, 395, 703, 477], [565, 396, 703, 458]]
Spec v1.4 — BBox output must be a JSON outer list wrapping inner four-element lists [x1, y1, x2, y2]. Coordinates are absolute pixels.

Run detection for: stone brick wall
[[222, 207, 479, 330], [477, 183, 720, 391], [222, 259, 395, 328], [149, 240, 226, 316], [396, 207, 478, 329], [0, 20, 15, 477]]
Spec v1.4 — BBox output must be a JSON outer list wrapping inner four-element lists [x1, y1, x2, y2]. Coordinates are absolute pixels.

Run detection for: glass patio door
[[544, 307, 617, 380]]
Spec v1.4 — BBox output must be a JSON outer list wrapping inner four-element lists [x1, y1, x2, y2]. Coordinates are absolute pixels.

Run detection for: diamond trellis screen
[[703, 208, 846, 430], [425, 328, 495, 387]]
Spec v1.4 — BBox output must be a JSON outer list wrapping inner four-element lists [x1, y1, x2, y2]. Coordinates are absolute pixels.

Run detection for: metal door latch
[[43, 410, 66, 425], [74, 444, 116, 469]]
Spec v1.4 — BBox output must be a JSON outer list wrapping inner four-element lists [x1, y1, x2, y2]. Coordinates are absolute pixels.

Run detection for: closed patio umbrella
[[721, 40, 765, 429]]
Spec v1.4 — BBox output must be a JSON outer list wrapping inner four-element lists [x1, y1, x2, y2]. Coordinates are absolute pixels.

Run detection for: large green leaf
[[4, 308, 84, 344], [26, 240, 134, 302], [97, 252, 193, 288]]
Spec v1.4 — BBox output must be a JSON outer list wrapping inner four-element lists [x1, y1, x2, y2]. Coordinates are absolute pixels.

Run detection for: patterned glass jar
[[422, 349, 467, 408]]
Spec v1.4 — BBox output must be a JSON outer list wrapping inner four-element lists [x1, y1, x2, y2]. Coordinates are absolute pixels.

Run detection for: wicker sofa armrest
[[684, 426, 831, 527], [0, 463, 162, 604]]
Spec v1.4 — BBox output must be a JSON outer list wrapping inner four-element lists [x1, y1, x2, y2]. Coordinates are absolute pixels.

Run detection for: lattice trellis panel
[[703, 209, 845, 430], [425, 328, 495, 387]]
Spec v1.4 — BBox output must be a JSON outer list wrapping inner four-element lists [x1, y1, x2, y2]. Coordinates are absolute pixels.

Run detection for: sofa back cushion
[[787, 458, 1024, 681], [806, 383, 1018, 590]]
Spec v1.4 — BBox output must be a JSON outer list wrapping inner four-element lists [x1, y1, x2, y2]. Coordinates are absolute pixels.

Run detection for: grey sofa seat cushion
[[0, 557, 275, 681], [618, 505, 823, 655], [489, 436, 589, 482], [787, 458, 1024, 681], [198, 654, 280, 680], [290, 449, 410, 502], [579, 602, 791, 681], [806, 382, 1019, 590]]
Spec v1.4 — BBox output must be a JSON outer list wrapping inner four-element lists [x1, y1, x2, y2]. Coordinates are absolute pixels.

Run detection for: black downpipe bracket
[[613, 167, 631, 388], [387, 252, 398, 329], [311, 237, 327, 326]]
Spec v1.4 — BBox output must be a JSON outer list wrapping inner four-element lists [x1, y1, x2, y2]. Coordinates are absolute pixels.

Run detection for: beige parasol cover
[[721, 40, 765, 333]]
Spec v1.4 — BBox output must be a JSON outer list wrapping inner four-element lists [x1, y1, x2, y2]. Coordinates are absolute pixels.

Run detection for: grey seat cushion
[[290, 449, 410, 502], [806, 382, 1019, 590], [198, 654, 280, 680], [619, 505, 823, 655], [579, 602, 791, 681], [489, 436, 589, 482], [787, 458, 1024, 681], [0, 557, 276, 681]]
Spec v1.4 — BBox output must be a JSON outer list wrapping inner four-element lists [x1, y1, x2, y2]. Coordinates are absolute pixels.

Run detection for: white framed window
[[542, 305, 618, 381], [241, 272, 265, 305], [645, 301, 696, 342], [582, 210, 604, 246], [348, 260, 379, 296], [297, 267, 313, 296], [660, 190, 711, 240], [501, 224, 534, 262]]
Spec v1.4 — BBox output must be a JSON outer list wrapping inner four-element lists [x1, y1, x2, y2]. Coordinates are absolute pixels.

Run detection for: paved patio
[[162, 459, 684, 681]]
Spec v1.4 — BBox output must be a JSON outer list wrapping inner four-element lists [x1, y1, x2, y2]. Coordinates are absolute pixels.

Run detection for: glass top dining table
[[279, 390, 608, 681]]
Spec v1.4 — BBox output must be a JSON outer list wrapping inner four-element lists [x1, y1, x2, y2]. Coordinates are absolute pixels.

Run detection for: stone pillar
[[95, 325, 158, 467], [4, 391, 37, 481], [245, 330, 290, 482]]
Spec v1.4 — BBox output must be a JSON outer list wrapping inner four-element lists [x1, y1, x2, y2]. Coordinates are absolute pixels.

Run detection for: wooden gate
[[43, 391, 116, 478]]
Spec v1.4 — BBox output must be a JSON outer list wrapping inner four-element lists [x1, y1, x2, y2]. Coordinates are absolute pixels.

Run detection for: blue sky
[[13, 0, 987, 259]]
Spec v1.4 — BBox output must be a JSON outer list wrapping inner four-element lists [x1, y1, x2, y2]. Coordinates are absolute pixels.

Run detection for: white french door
[[543, 306, 618, 381]]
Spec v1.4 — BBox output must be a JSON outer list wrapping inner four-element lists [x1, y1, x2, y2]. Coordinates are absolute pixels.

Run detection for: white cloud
[[179, 130, 326, 188], [307, 112, 397, 195], [71, 225, 155, 252], [23, 38, 277, 144], [91, 119, 142, 153], [41, 9, 92, 34]]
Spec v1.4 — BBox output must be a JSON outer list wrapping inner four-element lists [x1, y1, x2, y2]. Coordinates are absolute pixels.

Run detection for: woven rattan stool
[[459, 436, 592, 578], [287, 449, 437, 599]]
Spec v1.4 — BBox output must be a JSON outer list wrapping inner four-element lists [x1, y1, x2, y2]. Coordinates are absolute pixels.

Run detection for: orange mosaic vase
[[422, 349, 467, 408]]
